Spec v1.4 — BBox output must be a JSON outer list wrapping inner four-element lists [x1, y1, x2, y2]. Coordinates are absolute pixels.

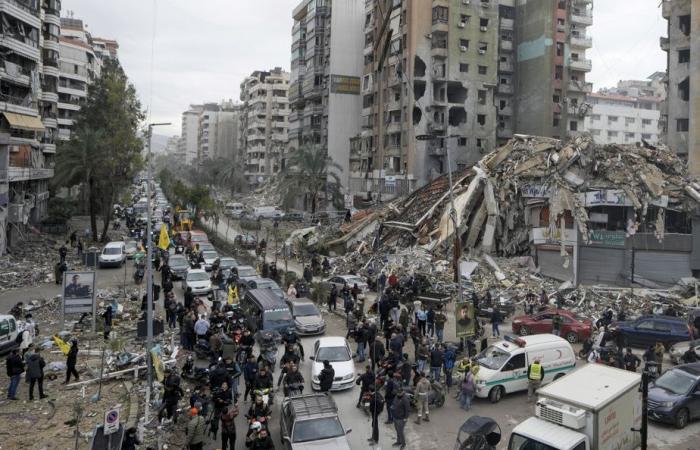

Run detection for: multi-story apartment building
[[179, 104, 203, 165], [239, 68, 289, 188], [57, 17, 107, 141], [289, 0, 363, 197], [196, 100, 241, 161], [616, 72, 667, 99], [164, 135, 179, 156], [584, 92, 661, 145], [350, 0, 592, 202], [660, 0, 700, 173], [0, 0, 62, 254], [513, 0, 593, 139]]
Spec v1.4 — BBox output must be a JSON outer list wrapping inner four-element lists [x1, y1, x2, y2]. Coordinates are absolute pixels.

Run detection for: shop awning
[[3, 112, 45, 131]]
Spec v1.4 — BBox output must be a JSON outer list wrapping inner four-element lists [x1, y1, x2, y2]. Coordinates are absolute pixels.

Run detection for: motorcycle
[[284, 382, 304, 397], [253, 387, 273, 406], [255, 330, 281, 370], [195, 337, 214, 360], [133, 264, 145, 284], [405, 379, 446, 409]]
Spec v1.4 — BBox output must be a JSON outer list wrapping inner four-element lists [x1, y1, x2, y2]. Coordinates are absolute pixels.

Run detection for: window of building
[[590, 129, 601, 136], [480, 18, 489, 28], [679, 49, 690, 63], [641, 119, 652, 126], [476, 138, 485, 149], [478, 42, 488, 53], [478, 89, 487, 105], [641, 133, 652, 140], [569, 121, 578, 131], [478, 65, 487, 75], [625, 117, 635, 125], [555, 65, 563, 80], [591, 114, 601, 121], [432, 6, 449, 24], [679, 77, 689, 101], [499, 100, 506, 110], [608, 115, 618, 122], [557, 18, 565, 27], [431, 32, 448, 49], [500, 77, 509, 84], [553, 115, 560, 127], [460, 39, 469, 49], [477, 114, 486, 125], [625, 132, 635, 139], [458, 137, 467, 146], [677, 118, 689, 132], [608, 131, 618, 137], [556, 42, 564, 57], [459, 63, 469, 73], [557, 0, 566, 9], [679, 15, 690, 36]]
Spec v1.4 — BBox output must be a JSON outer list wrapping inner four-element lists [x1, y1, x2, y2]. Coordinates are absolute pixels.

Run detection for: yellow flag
[[158, 224, 170, 251], [228, 285, 239, 305], [53, 335, 70, 355]]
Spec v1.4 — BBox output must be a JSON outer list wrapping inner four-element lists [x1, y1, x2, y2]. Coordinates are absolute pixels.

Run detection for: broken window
[[555, 65, 563, 80], [447, 81, 467, 103], [478, 89, 487, 105], [557, 0, 566, 9], [432, 6, 449, 24], [608, 131, 618, 137], [459, 63, 469, 73], [476, 138, 486, 150], [679, 49, 690, 63], [569, 121, 578, 131], [557, 18, 565, 27], [449, 106, 467, 126], [625, 132, 635, 139], [499, 100, 506, 110], [480, 18, 489, 28], [478, 65, 487, 75], [478, 42, 488, 53], [414, 56, 426, 77], [677, 119, 689, 132], [552, 93, 560, 103], [460, 14, 471, 24], [460, 39, 469, 49], [553, 114, 560, 127], [413, 106, 422, 125], [414, 80, 426, 100], [641, 133, 652, 140], [477, 114, 486, 126], [608, 115, 618, 122], [642, 119, 652, 126], [679, 15, 690, 36], [501, 31, 513, 42], [432, 31, 448, 49], [556, 42, 564, 57], [458, 137, 467, 146], [679, 77, 689, 101]]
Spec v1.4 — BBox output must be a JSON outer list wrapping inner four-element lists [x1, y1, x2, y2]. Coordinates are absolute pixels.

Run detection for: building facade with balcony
[[584, 91, 662, 145], [196, 100, 241, 162], [289, 0, 363, 199], [660, 0, 700, 173], [179, 104, 203, 165], [239, 68, 289, 187], [0, 0, 62, 254]]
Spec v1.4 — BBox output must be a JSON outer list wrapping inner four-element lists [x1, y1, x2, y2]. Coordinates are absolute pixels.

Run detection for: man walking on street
[[319, 360, 335, 392], [391, 388, 410, 449], [491, 309, 501, 338], [64, 338, 79, 384], [367, 386, 384, 445], [59, 242, 68, 264], [26, 347, 47, 400], [414, 372, 431, 424], [5, 349, 24, 400], [185, 407, 206, 450], [434, 308, 447, 343], [527, 359, 544, 402]]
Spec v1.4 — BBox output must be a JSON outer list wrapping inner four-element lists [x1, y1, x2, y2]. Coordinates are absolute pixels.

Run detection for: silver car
[[286, 298, 325, 336]]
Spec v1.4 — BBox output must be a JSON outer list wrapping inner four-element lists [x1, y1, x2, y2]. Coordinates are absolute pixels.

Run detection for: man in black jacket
[[390, 388, 410, 449], [355, 365, 375, 407], [369, 337, 385, 372], [64, 338, 79, 383], [318, 360, 335, 392], [367, 387, 384, 445], [26, 347, 47, 400], [5, 349, 24, 400]]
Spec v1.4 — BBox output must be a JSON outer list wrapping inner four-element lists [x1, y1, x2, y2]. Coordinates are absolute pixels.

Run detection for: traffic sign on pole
[[104, 408, 120, 435]]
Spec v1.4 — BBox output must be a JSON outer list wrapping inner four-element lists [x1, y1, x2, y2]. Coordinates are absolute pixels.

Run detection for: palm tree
[[217, 158, 246, 195], [279, 145, 342, 213]]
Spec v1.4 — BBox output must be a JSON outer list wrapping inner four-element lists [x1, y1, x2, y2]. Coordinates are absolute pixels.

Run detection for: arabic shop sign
[[588, 230, 626, 247], [330, 75, 361, 95], [520, 184, 551, 198], [576, 190, 668, 208]]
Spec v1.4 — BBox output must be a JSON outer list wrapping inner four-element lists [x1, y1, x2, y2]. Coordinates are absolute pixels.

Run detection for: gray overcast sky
[[62, 0, 667, 137]]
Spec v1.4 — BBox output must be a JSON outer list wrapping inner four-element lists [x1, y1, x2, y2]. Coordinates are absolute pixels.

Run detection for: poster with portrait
[[63, 271, 96, 314], [455, 300, 476, 338]]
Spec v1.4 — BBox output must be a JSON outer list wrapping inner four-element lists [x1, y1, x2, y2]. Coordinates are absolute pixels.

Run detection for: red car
[[511, 309, 593, 344]]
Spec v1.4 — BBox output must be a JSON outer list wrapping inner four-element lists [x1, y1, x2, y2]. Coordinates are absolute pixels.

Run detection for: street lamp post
[[144, 122, 170, 424]]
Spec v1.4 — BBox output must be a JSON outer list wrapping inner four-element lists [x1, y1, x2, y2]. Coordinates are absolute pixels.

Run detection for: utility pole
[[144, 122, 170, 424]]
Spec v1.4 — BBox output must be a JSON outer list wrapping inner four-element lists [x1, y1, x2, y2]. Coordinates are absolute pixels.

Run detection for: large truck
[[508, 364, 642, 450]]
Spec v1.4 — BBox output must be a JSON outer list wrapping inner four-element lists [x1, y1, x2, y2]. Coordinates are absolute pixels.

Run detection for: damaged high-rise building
[[660, 0, 700, 174], [350, 0, 593, 203]]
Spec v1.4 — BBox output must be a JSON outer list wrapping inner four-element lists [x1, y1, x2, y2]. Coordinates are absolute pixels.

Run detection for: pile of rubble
[[0, 237, 61, 290]]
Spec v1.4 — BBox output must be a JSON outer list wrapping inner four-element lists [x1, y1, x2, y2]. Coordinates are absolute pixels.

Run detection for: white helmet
[[251, 421, 262, 431]]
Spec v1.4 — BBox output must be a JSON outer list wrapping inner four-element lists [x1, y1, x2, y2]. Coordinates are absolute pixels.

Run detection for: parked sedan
[[201, 250, 219, 271], [511, 309, 593, 344], [168, 254, 190, 280], [218, 257, 238, 278], [611, 315, 692, 349], [325, 275, 368, 299], [233, 265, 258, 283], [234, 233, 257, 249], [245, 277, 285, 300], [670, 339, 700, 365], [181, 269, 212, 296], [648, 363, 700, 428], [287, 298, 325, 335], [310, 337, 355, 391]]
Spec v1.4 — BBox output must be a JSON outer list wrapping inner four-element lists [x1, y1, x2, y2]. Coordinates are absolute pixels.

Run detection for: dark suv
[[280, 393, 351, 450], [612, 315, 692, 348], [648, 363, 700, 428]]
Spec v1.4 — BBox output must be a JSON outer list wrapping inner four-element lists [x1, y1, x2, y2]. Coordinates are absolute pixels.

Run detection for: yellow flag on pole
[[228, 285, 239, 305], [158, 224, 170, 251]]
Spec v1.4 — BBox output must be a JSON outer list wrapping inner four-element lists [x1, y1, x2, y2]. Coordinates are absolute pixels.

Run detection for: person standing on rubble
[[76, 239, 83, 257], [25, 347, 46, 400], [539, 289, 548, 309], [69, 230, 77, 247], [328, 284, 338, 311], [6, 348, 24, 400], [378, 295, 390, 330], [64, 338, 79, 384], [490, 308, 501, 338], [102, 306, 113, 340], [378, 271, 387, 293], [59, 241, 68, 264]]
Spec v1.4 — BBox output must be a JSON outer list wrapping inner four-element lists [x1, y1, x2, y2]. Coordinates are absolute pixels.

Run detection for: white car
[[99, 241, 126, 268], [201, 250, 219, 271], [310, 337, 355, 391], [325, 275, 369, 299], [182, 268, 212, 296]]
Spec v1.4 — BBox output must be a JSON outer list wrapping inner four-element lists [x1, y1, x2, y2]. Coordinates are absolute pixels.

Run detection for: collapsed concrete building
[[331, 134, 700, 288]]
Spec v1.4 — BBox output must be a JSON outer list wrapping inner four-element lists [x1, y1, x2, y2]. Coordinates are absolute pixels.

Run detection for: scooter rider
[[282, 364, 304, 396], [247, 396, 272, 421], [240, 329, 255, 359], [253, 366, 274, 404], [281, 328, 304, 360]]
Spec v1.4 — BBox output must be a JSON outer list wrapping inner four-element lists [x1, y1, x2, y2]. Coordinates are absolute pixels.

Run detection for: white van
[[0, 315, 20, 354], [474, 334, 576, 403], [99, 241, 127, 268], [226, 202, 245, 218], [252, 206, 284, 220]]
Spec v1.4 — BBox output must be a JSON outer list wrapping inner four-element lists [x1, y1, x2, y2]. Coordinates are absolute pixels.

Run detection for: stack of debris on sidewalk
[[329, 134, 700, 260], [0, 236, 63, 291]]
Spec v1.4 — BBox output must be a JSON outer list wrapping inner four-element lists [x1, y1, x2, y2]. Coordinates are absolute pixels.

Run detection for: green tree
[[279, 145, 342, 213], [53, 59, 144, 241], [217, 158, 246, 195]]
